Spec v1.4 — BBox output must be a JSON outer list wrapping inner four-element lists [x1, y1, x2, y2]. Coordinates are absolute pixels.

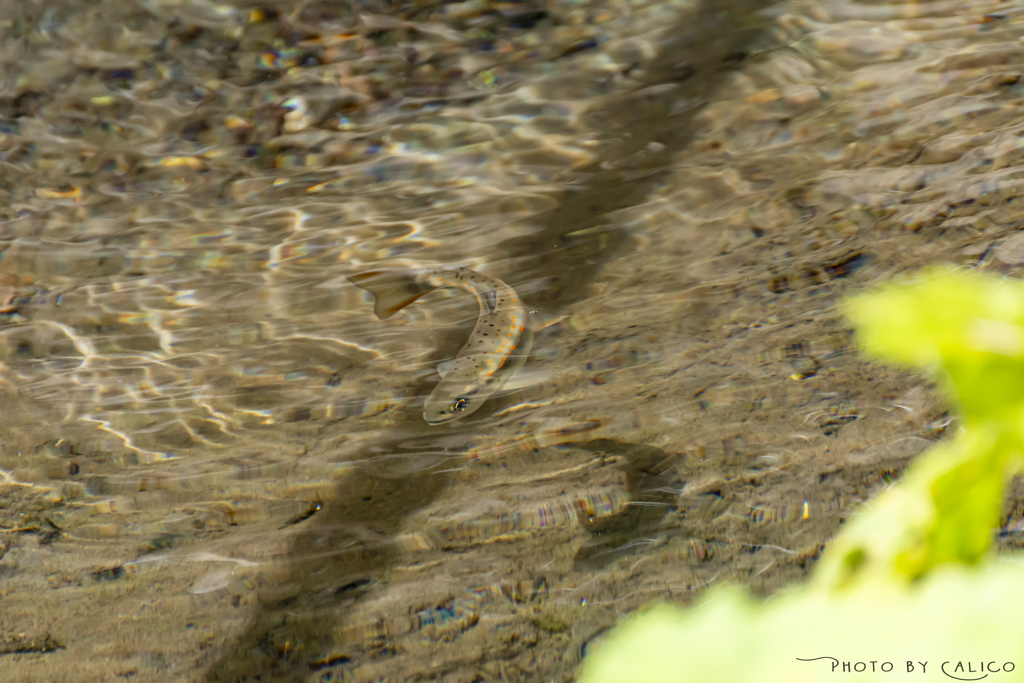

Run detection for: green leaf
[[844, 266, 1024, 425], [581, 563, 1024, 683]]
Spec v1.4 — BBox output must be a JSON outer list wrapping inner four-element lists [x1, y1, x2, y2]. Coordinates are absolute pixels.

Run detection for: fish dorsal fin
[[348, 269, 429, 320], [437, 359, 455, 377]]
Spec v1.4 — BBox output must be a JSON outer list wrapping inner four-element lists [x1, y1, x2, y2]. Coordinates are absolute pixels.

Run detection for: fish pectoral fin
[[529, 310, 569, 332], [494, 367, 553, 395], [348, 269, 430, 320], [437, 359, 455, 377], [482, 289, 498, 315]]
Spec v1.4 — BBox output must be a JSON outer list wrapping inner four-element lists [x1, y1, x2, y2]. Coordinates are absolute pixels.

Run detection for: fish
[[348, 267, 533, 424]]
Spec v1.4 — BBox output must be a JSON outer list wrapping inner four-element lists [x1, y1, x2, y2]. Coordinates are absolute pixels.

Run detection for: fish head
[[423, 375, 494, 425]]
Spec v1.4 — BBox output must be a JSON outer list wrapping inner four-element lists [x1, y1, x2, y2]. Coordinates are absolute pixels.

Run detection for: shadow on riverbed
[[203, 2, 779, 679]]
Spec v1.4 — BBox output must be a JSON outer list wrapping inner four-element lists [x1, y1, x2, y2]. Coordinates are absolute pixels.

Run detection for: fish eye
[[452, 397, 469, 412]]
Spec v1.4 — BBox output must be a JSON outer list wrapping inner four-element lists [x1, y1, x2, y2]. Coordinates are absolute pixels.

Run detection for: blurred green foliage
[[581, 267, 1024, 683]]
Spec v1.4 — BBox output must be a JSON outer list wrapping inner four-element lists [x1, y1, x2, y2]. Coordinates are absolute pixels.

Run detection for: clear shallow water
[[3, 0, 1024, 680]]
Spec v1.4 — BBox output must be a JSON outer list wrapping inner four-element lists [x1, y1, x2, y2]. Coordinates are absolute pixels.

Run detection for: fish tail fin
[[348, 269, 432, 319]]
